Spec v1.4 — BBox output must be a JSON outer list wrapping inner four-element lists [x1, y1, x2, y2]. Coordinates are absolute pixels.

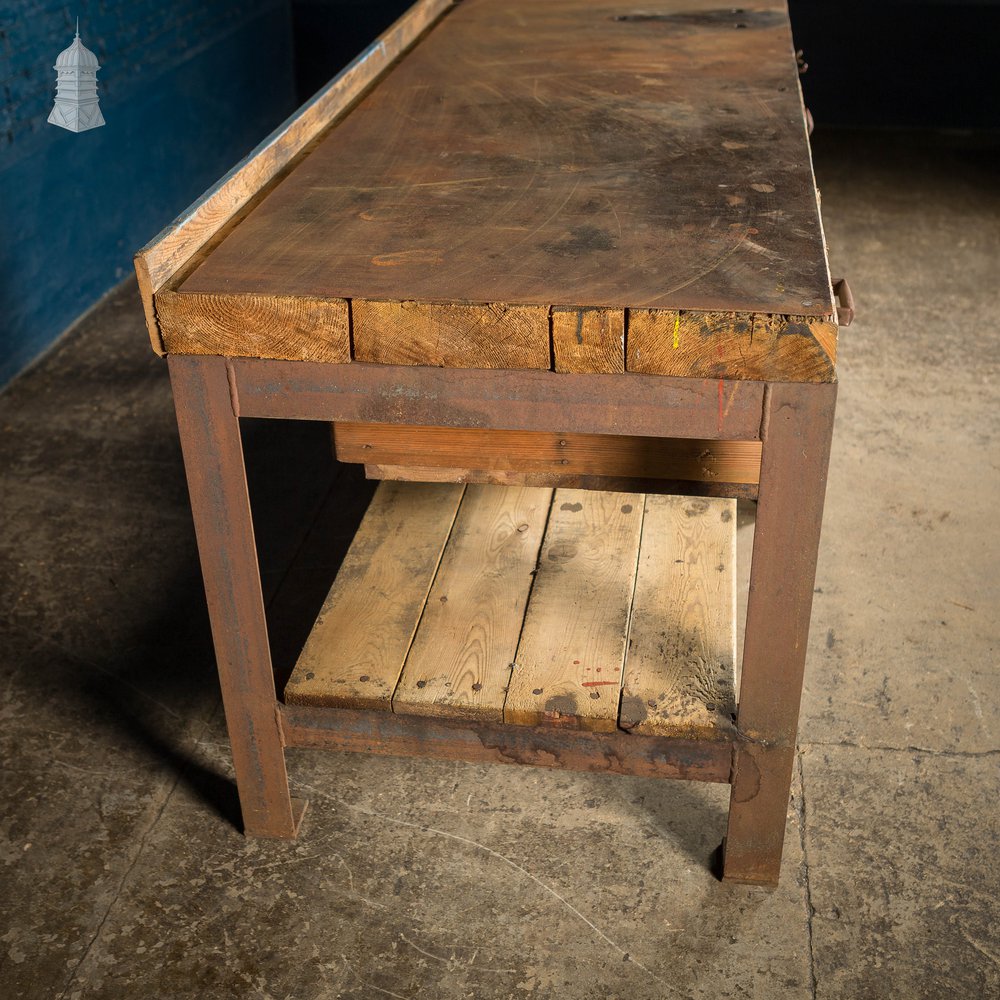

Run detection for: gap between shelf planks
[[284, 481, 738, 741]]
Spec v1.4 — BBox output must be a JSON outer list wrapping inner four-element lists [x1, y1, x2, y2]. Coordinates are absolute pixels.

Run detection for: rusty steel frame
[[168, 354, 836, 886]]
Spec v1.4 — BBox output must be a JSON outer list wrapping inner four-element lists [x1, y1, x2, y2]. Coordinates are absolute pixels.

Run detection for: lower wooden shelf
[[284, 482, 737, 741]]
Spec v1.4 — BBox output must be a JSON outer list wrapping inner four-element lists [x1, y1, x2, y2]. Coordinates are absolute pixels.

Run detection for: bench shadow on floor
[[1, 300, 732, 870]]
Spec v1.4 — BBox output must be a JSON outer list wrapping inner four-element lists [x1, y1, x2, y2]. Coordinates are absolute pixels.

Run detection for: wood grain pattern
[[627, 309, 837, 383], [552, 307, 625, 374], [284, 481, 463, 709], [335, 422, 762, 484], [134, 0, 457, 355], [363, 465, 759, 501], [504, 490, 643, 731], [620, 495, 737, 738], [182, 0, 832, 318], [157, 291, 351, 363], [393, 485, 552, 720], [352, 299, 550, 369]]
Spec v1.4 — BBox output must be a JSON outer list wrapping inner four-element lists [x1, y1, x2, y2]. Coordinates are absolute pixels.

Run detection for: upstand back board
[[137, 0, 840, 887]]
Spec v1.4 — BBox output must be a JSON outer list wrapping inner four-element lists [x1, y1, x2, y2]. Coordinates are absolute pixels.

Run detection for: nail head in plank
[[393, 485, 552, 721], [620, 495, 737, 738], [504, 489, 643, 732], [284, 481, 464, 709]]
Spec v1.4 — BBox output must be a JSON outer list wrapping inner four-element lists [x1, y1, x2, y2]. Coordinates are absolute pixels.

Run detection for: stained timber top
[[153, 0, 838, 380]]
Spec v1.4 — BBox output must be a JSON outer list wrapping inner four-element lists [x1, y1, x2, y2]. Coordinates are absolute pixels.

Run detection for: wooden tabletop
[[148, 0, 837, 382]]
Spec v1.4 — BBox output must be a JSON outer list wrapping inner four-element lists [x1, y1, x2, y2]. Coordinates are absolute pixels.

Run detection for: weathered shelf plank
[[283, 482, 739, 741], [393, 485, 552, 720], [620, 495, 737, 738], [284, 481, 464, 709], [503, 490, 643, 731]]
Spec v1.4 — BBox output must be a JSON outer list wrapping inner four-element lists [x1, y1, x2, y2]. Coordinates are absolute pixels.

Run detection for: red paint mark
[[581, 681, 617, 687], [718, 379, 725, 432]]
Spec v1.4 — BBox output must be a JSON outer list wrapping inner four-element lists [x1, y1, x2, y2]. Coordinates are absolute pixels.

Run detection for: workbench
[[136, 0, 843, 886]]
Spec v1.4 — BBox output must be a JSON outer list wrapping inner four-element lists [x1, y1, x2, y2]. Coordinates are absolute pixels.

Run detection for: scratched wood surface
[[135, 0, 456, 354], [619, 495, 737, 738], [169, 0, 836, 379], [392, 485, 552, 720], [284, 481, 464, 709], [284, 482, 737, 738], [503, 490, 642, 731]]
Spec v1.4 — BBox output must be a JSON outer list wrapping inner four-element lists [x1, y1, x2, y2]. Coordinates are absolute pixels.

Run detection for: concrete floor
[[1, 130, 998, 999]]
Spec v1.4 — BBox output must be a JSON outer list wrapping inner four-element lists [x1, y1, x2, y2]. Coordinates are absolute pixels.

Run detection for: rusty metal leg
[[723, 380, 837, 885], [169, 355, 306, 838]]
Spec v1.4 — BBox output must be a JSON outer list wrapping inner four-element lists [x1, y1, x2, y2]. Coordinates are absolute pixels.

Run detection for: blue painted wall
[[0, 1, 296, 386]]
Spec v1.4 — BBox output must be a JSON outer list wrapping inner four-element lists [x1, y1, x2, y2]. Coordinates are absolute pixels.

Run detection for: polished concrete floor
[[1, 131, 998, 999]]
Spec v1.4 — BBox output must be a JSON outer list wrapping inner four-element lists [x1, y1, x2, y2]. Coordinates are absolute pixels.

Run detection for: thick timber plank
[[352, 300, 550, 369], [393, 485, 552, 720], [504, 489, 643, 731], [335, 423, 762, 484], [284, 481, 463, 709], [182, 0, 833, 327], [157, 291, 350, 363], [619, 495, 737, 738], [552, 307, 625, 374], [627, 309, 837, 383]]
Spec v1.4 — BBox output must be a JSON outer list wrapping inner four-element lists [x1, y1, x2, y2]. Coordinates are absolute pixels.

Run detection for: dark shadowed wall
[[789, 1, 1000, 131], [290, 0, 412, 104]]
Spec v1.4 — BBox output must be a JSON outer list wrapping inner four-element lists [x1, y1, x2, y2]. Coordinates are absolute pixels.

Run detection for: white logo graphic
[[48, 19, 105, 133]]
